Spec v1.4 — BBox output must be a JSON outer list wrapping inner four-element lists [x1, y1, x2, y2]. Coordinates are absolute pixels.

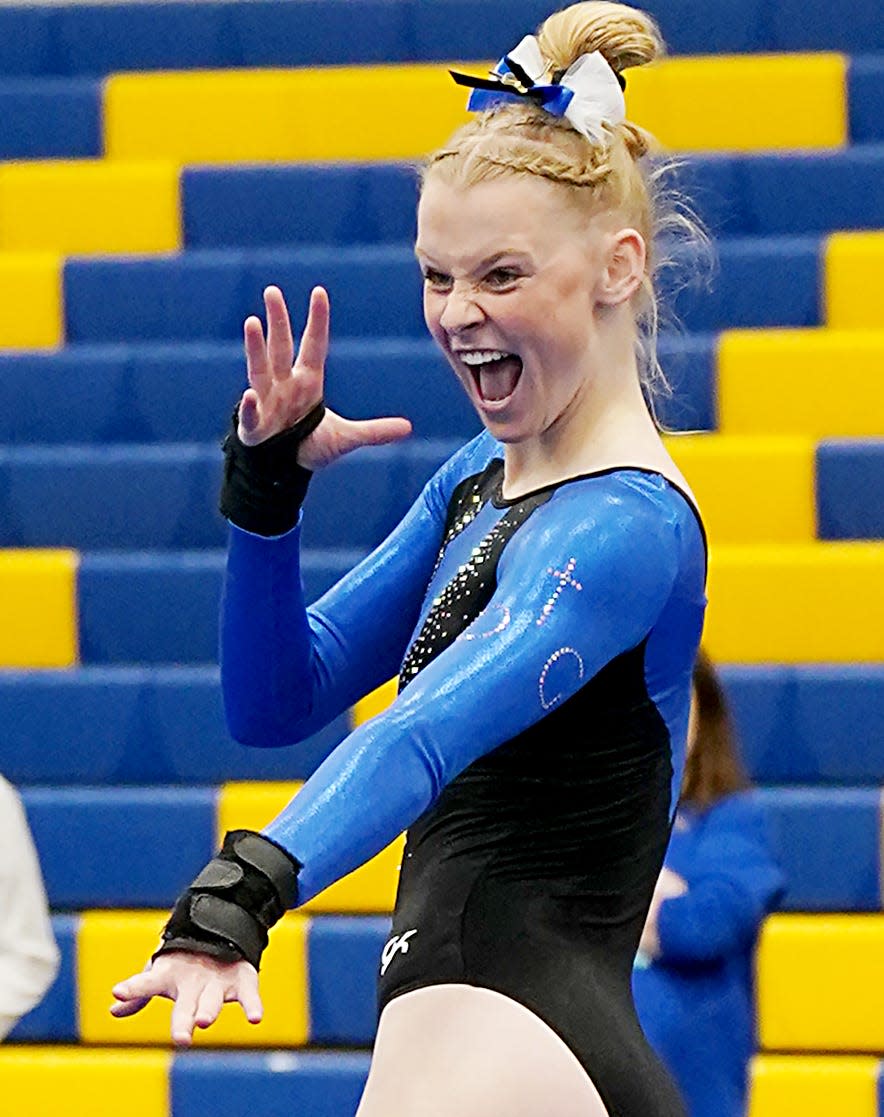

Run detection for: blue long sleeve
[[220, 435, 494, 747], [262, 474, 694, 905], [656, 796, 785, 964]]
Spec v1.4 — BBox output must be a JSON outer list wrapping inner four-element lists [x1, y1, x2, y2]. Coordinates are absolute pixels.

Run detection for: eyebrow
[[413, 248, 531, 271]]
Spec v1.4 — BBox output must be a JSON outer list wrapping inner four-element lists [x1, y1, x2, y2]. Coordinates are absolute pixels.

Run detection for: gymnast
[[112, 4, 707, 1113]]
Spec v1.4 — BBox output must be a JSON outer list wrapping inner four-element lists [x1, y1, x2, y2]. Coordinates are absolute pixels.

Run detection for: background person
[[633, 650, 785, 1117], [0, 773, 59, 1041]]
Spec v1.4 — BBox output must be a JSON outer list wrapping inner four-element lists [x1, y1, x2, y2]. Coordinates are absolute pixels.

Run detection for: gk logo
[[380, 929, 418, 976]]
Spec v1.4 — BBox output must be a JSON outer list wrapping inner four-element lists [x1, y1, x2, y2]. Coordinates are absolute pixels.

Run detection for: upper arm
[[377, 480, 683, 788], [302, 434, 498, 706]]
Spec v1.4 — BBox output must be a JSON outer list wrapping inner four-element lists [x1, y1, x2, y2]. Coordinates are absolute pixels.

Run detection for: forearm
[[656, 879, 757, 963], [221, 520, 337, 746], [263, 706, 438, 904]]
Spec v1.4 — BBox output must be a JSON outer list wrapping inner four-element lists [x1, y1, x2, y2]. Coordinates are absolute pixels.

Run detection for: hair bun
[[536, 1, 664, 83]]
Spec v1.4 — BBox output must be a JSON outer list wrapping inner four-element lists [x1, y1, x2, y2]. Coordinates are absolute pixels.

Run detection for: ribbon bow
[[450, 35, 626, 145]]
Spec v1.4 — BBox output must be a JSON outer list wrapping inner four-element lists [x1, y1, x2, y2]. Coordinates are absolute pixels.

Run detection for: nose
[[438, 281, 485, 335]]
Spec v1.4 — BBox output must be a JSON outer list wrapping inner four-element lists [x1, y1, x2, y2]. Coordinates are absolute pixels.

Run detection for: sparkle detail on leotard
[[400, 519, 517, 684], [538, 646, 585, 710], [461, 603, 511, 640], [399, 463, 552, 691], [430, 484, 484, 579], [536, 557, 583, 625]]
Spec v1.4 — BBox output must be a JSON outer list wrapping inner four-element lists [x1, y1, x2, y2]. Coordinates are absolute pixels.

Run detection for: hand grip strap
[[155, 830, 302, 970], [219, 402, 326, 536]]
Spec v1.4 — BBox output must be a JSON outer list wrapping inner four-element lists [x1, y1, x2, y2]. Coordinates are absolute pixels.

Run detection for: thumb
[[339, 417, 413, 453], [110, 995, 151, 1018]]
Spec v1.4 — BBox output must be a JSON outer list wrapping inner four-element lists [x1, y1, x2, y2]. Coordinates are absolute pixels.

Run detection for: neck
[[502, 323, 663, 499]]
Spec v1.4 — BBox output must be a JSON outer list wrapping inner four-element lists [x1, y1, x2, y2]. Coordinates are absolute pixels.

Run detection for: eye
[[422, 268, 453, 292], [483, 267, 522, 289]]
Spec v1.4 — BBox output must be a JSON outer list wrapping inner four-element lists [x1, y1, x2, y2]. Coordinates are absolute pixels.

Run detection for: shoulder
[[698, 792, 778, 852], [506, 470, 689, 567], [422, 430, 502, 517]]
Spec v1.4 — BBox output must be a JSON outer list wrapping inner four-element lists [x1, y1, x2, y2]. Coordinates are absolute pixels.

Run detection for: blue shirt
[[633, 793, 785, 1117]]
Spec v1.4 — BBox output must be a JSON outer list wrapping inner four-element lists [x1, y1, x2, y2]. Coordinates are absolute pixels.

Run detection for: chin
[[476, 413, 534, 444]]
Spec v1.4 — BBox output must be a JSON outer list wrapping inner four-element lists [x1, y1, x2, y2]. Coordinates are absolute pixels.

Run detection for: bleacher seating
[[1, 0, 882, 1112]]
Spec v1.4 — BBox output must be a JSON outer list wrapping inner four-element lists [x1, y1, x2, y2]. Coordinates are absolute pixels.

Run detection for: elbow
[[221, 669, 322, 750], [658, 902, 754, 965], [224, 703, 310, 750]]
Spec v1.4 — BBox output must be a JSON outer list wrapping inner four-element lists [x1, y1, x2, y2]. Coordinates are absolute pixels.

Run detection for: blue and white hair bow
[[450, 34, 626, 145]]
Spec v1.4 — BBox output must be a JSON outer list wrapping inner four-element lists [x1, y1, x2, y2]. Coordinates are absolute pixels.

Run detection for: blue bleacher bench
[[0, 668, 349, 785], [0, 1, 881, 78]]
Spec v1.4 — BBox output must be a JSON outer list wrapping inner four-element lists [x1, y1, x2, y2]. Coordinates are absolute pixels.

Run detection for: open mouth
[[458, 350, 524, 405]]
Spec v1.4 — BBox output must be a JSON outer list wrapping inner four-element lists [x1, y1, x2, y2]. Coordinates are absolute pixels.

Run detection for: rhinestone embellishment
[[538, 646, 585, 710], [536, 557, 583, 626]]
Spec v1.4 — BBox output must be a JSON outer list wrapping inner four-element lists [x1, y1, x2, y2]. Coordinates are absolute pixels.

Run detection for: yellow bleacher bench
[[703, 542, 884, 663], [104, 53, 847, 165], [0, 161, 180, 256], [749, 1055, 880, 1117], [0, 253, 63, 350], [625, 52, 846, 151], [0, 1047, 171, 1117], [718, 329, 884, 438], [663, 434, 816, 543], [0, 550, 78, 668], [757, 914, 884, 1052], [826, 232, 884, 329]]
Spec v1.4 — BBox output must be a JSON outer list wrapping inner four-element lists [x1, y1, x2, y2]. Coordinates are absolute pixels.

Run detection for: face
[[416, 174, 629, 443]]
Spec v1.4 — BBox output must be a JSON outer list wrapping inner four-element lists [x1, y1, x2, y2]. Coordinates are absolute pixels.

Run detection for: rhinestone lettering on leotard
[[536, 557, 583, 625], [538, 646, 585, 710], [461, 603, 511, 640]]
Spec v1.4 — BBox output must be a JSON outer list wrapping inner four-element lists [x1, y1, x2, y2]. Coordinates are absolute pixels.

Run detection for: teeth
[[458, 350, 514, 366]]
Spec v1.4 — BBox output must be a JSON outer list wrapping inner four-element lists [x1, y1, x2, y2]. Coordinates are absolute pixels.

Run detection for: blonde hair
[[423, 2, 710, 421]]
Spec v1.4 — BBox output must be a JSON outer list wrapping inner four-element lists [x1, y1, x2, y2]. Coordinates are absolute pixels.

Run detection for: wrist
[[154, 830, 301, 971], [219, 402, 325, 536]]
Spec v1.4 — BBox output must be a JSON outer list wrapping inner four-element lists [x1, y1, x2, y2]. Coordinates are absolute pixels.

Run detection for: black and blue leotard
[[222, 428, 706, 1116]]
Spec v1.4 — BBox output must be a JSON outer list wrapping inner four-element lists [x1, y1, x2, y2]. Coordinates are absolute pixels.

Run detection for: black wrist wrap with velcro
[[155, 830, 302, 970], [219, 401, 326, 536]]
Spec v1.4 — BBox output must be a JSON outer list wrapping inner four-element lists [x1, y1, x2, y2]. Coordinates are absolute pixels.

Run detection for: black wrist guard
[[154, 830, 302, 970], [219, 401, 326, 536]]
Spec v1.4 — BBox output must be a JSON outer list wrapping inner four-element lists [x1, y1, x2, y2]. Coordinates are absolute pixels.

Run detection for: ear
[[596, 228, 646, 306]]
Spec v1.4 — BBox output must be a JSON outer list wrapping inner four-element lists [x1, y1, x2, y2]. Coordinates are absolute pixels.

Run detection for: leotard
[[222, 429, 706, 1116]]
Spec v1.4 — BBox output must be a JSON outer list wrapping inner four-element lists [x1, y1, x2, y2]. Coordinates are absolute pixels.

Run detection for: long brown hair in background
[[680, 649, 751, 811]]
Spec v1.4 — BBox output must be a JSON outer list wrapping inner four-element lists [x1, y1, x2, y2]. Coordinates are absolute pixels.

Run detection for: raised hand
[[239, 285, 412, 470], [110, 951, 262, 1046]]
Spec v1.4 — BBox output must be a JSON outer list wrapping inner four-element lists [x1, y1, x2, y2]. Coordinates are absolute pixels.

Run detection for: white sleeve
[[0, 777, 59, 1039]]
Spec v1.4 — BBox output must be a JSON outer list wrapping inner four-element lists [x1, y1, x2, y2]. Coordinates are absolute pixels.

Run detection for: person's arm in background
[[0, 776, 59, 1040], [646, 795, 785, 965]]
